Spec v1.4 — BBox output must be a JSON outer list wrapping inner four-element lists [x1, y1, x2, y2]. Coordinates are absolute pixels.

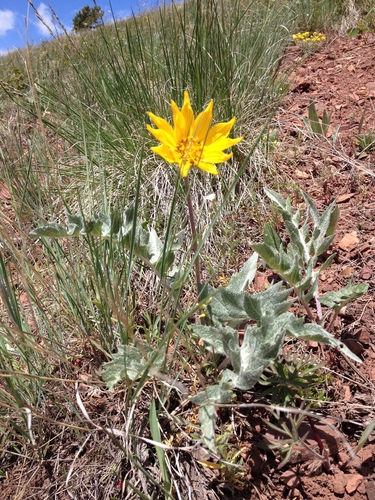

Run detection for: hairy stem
[[184, 177, 201, 300]]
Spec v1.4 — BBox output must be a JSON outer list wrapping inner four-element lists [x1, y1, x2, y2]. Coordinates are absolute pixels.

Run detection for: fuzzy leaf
[[29, 206, 179, 275], [227, 253, 258, 292], [192, 324, 238, 358], [198, 405, 218, 452], [316, 234, 335, 257], [29, 223, 69, 238], [320, 253, 336, 272], [287, 320, 362, 363], [236, 312, 293, 390], [326, 205, 340, 237], [357, 419, 375, 452], [264, 188, 292, 220], [102, 344, 164, 391], [263, 224, 282, 249], [192, 379, 235, 451], [318, 283, 369, 311], [205, 287, 247, 325]]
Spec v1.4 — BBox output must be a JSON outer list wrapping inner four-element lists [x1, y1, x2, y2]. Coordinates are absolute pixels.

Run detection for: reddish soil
[[255, 32, 375, 500]]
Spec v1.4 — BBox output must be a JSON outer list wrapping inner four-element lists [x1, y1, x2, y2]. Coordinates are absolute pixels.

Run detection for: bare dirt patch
[[255, 32, 375, 500]]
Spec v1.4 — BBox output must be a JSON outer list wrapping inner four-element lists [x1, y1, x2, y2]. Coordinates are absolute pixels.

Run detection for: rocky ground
[[250, 31, 375, 500]]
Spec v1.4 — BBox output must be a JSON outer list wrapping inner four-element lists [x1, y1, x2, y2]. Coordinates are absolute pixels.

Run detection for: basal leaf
[[287, 320, 362, 363], [192, 324, 237, 358], [29, 223, 69, 238], [319, 283, 369, 310], [263, 224, 282, 249], [236, 312, 293, 390], [227, 253, 258, 292], [102, 344, 165, 391], [316, 235, 335, 257]]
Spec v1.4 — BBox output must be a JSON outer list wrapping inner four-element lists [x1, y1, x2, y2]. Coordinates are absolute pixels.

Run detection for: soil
[[1, 33, 375, 499], [249, 32, 375, 500]]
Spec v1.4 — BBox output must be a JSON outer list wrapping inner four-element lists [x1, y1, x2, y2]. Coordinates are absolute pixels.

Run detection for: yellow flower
[[146, 91, 243, 178]]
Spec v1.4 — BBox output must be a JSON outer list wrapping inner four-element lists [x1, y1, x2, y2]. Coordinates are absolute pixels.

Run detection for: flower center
[[176, 137, 203, 166]]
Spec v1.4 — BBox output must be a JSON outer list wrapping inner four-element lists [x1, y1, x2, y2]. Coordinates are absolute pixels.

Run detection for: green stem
[[184, 176, 201, 300]]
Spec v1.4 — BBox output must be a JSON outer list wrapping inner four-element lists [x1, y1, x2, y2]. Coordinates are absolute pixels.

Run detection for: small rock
[[296, 169, 309, 179], [280, 470, 301, 488], [338, 231, 359, 252], [289, 488, 302, 499], [343, 385, 352, 401], [358, 446, 374, 464], [365, 480, 375, 500], [332, 471, 346, 496], [337, 193, 356, 203], [345, 473, 363, 495], [361, 265, 372, 279], [338, 450, 351, 467], [340, 266, 355, 277], [342, 338, 364, 356], [354, 329, 371, 345]]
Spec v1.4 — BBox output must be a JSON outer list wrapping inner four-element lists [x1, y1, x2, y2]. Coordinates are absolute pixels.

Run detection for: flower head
[[146, 91, 243, 177]]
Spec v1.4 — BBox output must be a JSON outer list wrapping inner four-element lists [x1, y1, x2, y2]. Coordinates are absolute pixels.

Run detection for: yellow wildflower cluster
[[292, 31, 326, 43]]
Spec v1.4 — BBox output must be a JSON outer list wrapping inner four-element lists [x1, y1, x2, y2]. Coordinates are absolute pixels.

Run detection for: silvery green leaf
[[191, 384, 234, 406], [357, 419, 375, 452], [171, 230, 185, 251], [287, 320, 362, 363], [264, 188, 292, 219], [302, 272, 319, 303], [193, 380, 236, 451], [227, 253, 258, 292], [166, 266, 184, 290], [291, 208, 302, 227], [29, 223, 69, 238], [316, 234, 335, 256], [66, 214, 85, 235], [236, 312, 293, 390], [141, 228, 163, 264], [206, 288, 247, 326], [327, 205, 340, 236], [253, 240, 302, 286], [102, 344, 165, 391], [243, 282, 292, 322], [301, 190, 320, 226], [198, 405, 217, 452], [320, 253, 336, 272], [316, 203, 337, 244], [192, 324, 237, 358], [252, 242, 288, 272], [319, 283, 369, 311], [285, 220, 306, 256], [263, 224, 282, 249]]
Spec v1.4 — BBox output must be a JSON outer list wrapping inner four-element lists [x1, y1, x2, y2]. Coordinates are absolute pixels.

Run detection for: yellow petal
[[201, 150, 233, 163], [146, 124, 176, 149], [181, 92, 194, 132], [204, 135, 243, 152], [197, 161, 219, 175], [147, 112, 175, 136], [151, 144, 178, 164], [206, 117, 236, 145], [192, 100, 213, 142], [179, 160, 192, 178]]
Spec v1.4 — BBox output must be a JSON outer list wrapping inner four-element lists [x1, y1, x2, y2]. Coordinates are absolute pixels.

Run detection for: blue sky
[[0, 0, 180, 55]]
